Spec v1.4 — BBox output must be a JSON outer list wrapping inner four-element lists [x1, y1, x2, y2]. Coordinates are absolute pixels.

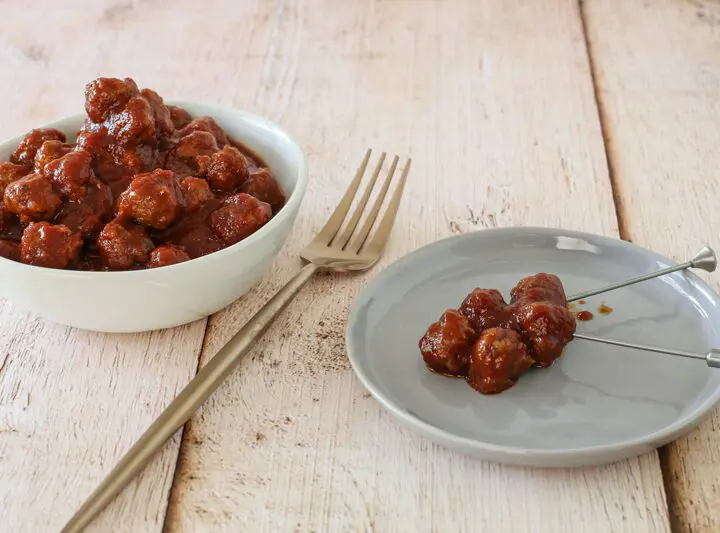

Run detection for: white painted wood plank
[[583, 1, 720, 530]]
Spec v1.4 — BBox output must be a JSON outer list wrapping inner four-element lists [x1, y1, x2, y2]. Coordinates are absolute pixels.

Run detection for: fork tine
[[346, 155, 399, 253], [330, 152, 387, 249], [362, 158, 411, 256], [314, 149, 372, 246]]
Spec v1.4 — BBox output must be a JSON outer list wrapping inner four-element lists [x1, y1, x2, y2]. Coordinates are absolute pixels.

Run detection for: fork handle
[[62, 262, 319, 533]]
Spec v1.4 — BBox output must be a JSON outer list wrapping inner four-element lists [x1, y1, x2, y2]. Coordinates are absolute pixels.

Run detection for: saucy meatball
[[510, 273, 568, 307], [10, 128, 66, 167], [205, 145, 249, 192], [168, 105, 192, 129], [241, 169, 285, 213], [117, 169, 185, 230], [0, 162, 30, 195], [0, 239, 20, 261], [0, 204, 11, 234], [208, 193, 272, 245], [458, 288, 515, 332], [3, 173, 62, 222], [78, 128, 156, 186], [44, 149, 96, 201], [514, 301, 576, 368], [467, 328, 534, 394], [140, 88, 174, 138], [179, 117, 228, 146], [106, 95, 156, 147], [148, 245, 191, 268], [172, 224, 223, 258], [34, 140, 73, 174], [84, 77, 139, 123], [20, 222, 82, 269], [179, 176, 212, 212], [96, 219, 153, 270], [419, 309, 476, 376], [54, 182, 112, 240], [164, 131, 218, 176]]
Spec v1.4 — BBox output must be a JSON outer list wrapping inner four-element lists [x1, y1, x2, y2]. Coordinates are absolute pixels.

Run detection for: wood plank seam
[[161, 322, 213, 532], [577, 0, 632, 243], [578, 1, 677, 530]]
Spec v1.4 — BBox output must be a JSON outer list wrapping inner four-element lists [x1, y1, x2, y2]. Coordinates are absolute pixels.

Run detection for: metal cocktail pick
[[573, 333, 720, 368], [567, 245, 717, 303]]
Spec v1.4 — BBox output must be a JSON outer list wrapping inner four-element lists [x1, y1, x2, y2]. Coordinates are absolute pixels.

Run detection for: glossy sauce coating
[[598, 304, 613, 315], [576, 310, 594, 321], [467, 328, 534, 394], [419, 273, 578, 394], [0, 76, 286, 270], [419, 309, 476, 377]]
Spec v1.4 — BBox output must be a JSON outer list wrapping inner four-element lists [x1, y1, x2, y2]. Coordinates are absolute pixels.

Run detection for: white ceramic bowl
[[0, 101, 308, 332]]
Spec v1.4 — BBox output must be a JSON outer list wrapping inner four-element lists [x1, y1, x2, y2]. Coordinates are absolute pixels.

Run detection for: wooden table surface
[[1, 1, 718, 531]]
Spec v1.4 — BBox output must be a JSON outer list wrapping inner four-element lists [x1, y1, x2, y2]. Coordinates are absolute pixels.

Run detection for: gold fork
[[62, 149, 411, 532]]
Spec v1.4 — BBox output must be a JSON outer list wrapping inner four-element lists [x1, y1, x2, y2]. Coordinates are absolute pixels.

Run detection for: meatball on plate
[[0, 78, 307, 333], [346, 227, 720, 468]]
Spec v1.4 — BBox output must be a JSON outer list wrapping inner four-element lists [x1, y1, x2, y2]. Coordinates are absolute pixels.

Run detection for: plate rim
[[346, 226, 720, 465]]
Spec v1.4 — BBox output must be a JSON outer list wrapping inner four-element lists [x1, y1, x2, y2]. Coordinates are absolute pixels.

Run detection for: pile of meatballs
[[0, 77, 285, 270], [419, 273, 577, 394]]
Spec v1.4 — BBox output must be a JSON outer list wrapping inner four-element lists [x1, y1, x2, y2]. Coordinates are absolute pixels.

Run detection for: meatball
[[179, 176, 212, 212], [0, 204, 12, 233], [458, 288, 514, 332], [0, 162, 30, 195], [117, 169, 185, 230], [20, 222, 82, 269], [54, 182, 112, 240], [172, 225, 223, 258], [208, 193, 272, 245], [514, 301, 576, 367], [148, 245, 191, 268], [84, 77, 139, 123], [168, 105, 192, 129], [419, 309, 476, 376], [467, 328, 534, 394], [111, 144, 157, 177], [179, 116, 228, 146], [106, 95, 156, 146], [3, 173, 62, 222], [140, 88, 174, 138], [205, 145, 249, 192], [0, 240, 20, 262], [44, 149, 96, 201], [78, 128, 157, 184], [34, 140, 73, 174], [96, 220, 154, 270], [240, 169, 285, 212], [510, 273, 568, 307], [10, 128, 66, 167], [164, 131, 218, 176]]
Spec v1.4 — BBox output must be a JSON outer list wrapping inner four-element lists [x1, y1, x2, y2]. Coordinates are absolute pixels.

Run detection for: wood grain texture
[[583, 1, 720, 531], [160, 1, 670, 532]]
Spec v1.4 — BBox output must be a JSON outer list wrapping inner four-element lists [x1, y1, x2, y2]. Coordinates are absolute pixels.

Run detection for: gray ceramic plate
[[346, 227, 720, 467]]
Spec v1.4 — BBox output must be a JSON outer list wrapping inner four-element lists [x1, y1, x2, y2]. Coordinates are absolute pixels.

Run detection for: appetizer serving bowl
[[0, 102, 308, 333]]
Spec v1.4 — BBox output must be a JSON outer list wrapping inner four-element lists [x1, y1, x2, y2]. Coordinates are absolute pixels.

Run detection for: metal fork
[[62, 149, 411, 533]]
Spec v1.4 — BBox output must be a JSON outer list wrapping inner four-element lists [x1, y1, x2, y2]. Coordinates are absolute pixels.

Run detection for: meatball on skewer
[[419, 309, 476, 377], [467, 327, 534, 394]]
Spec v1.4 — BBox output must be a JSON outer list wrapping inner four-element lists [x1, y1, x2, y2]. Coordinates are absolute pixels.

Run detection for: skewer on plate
[[574, 333, 720, 368], [567, 245, 716, 302], [570, 245, 719, 368]]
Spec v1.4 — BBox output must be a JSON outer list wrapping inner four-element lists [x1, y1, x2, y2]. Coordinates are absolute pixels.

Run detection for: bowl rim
[[0, 101, 308, 277]]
